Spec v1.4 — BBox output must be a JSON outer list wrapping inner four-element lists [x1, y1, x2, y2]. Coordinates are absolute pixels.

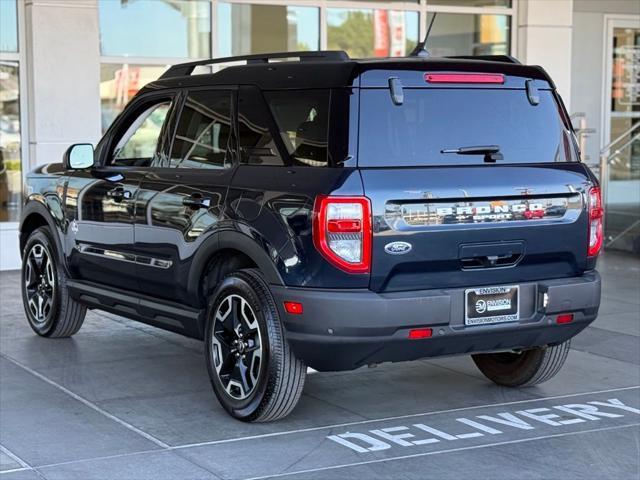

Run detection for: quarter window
[[171, 90, 233, 169], [266, 90, 330, 167], [112, 101, 172, 166], [238, 87, 284, 166]]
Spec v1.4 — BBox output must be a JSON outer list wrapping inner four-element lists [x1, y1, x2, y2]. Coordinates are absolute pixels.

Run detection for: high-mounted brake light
[[587, 186, 604, 257], [313, 196, 372, 274], [424, 73, 505, 84]]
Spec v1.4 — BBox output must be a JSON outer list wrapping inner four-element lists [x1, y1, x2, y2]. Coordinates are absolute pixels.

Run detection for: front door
[[66, 96, 176, 290], [134, 88, 237, 304], [603, 16, 640, 253]]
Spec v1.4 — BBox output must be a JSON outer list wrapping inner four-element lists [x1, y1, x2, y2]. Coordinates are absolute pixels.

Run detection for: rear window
[[358, 88, 577, 167]]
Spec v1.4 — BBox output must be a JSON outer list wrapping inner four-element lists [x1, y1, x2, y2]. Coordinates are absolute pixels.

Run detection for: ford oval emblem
[[384, 241, 412, 255]]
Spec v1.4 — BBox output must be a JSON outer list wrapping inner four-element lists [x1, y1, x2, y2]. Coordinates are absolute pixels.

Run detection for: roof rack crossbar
[[160, 50, 350, 79], [444, 55, 521, 65]]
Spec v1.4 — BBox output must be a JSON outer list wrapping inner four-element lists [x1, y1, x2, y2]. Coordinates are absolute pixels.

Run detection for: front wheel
[[472, 341, 571, 387], [204, 269, 306, 422], [21, 227, 86, 337]]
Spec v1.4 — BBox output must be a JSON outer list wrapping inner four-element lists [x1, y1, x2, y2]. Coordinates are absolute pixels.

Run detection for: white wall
[[517, 0, 574, 110], [25, 0, 102, 167]]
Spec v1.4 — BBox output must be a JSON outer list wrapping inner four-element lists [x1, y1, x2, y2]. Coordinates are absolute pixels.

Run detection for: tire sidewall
[[472, 348, 546, 386], [21, 228, 62, 336], [204, 273, 277, 420]]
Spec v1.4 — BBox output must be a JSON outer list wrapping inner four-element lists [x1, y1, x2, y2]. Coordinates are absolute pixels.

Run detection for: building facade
[[0, 0, 638, 269]]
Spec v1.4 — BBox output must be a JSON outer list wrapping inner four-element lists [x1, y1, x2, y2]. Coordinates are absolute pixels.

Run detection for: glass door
[[603, 16, 640, 254]]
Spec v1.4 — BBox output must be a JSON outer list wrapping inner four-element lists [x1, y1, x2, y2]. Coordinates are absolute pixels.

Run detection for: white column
[[517, 0, 574, 109], [24, 0, 101, 168]]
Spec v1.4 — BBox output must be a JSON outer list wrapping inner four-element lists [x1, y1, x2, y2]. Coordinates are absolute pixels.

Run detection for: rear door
[[357, 74, 595, 294], [134, 87, 236, 304]]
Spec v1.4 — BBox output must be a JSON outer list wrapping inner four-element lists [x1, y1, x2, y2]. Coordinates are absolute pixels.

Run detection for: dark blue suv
[[19, 51, 602, 422]]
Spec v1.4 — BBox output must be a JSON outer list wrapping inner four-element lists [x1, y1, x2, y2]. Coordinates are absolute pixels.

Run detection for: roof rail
[[444, 55, 522, 65], [160, 50, 350, 79]]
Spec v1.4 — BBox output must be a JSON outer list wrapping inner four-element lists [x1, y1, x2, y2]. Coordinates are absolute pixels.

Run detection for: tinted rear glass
[[358, 88, 576, 167], [266, 90, 330, 167]]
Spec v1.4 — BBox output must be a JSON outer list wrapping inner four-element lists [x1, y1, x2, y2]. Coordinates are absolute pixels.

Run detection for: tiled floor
[[1, 252, 638, 479]]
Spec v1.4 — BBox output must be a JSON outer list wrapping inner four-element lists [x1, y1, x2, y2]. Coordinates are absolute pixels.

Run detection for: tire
[[21, 227, 86, 337], [204, 268, 306, 422], [472, 341, 571, 387]]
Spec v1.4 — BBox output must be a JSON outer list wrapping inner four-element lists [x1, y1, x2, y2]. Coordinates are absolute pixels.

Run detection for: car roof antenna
[[409, 12, 437, 58]]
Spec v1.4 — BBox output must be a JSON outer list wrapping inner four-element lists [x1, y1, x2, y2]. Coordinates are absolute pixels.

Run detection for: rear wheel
[[472, 341, 571, 387], [21, 227, 86, 337], [204, 269, 306, 422]]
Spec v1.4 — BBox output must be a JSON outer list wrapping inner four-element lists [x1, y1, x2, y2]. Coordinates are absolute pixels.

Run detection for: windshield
[[358, 88, 577, 167]]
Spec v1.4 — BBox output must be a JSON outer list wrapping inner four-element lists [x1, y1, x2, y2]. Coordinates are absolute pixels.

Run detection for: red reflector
[[424, 73, 505, 84], [284, 302, 303, 315], [327, 219, 362, 233], [408, 328, 433, 339], [556, 314, 574, 324]]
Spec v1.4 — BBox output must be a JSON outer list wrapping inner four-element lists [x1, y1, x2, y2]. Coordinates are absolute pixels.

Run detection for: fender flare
[[19, 200, 66, 265], [187, 229, 285, 301]]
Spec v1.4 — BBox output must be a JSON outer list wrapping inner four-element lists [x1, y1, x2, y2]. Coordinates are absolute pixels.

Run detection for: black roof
[[147, 50, 555, 91]]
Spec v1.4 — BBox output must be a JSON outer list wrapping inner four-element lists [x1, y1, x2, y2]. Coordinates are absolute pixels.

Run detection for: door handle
[[106, 186, 131, 202], [183, 194, 211, 210]]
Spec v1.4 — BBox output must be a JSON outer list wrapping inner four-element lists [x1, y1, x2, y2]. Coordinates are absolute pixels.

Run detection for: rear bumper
[[271, 272, 601, 371]]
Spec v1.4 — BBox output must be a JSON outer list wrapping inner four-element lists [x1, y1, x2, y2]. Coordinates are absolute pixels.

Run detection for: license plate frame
[[464, 285, 520, 326]]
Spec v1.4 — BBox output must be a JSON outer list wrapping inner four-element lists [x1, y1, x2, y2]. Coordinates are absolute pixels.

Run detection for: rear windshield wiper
[[441, 145, 503, 163]]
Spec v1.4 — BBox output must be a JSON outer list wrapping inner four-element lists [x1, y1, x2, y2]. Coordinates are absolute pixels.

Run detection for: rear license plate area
[[465, 285, 519, 326]]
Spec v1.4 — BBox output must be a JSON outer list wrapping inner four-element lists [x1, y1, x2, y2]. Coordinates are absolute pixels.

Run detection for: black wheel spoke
[[236, 359, 252, 394], [25, 257, 38, 287], [31, 247, 44, 273], [231, 297, 241, 332], [213, 329, 232, 349], [219, 351, 237, 377]]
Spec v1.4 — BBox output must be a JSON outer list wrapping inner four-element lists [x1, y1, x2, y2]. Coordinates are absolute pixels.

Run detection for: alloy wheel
[[24, 243, 56, 323], [211, 294, 263, 400]]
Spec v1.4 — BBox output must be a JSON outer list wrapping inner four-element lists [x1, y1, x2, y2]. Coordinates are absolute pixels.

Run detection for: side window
[[238, 87, 284, 166], [112, 101, 172, 166], [265, 89, 330, 167], [170, 90, 233, 169]]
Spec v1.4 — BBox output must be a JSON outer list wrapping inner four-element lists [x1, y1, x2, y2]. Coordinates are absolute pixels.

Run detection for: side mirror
[[63, 143, 95, 170]]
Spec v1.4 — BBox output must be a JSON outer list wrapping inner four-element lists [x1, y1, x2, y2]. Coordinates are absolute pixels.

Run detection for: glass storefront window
[[428, 0, 511, 6], [217, 4, 319, 56], [425, 12, 510, 57], [0, 0, 18, 53], [0, 62, 21, 222], [98, 0, 211, 58], [100, 64, 169, 132], [327, 9, 419, 58], [609, 26, 640, 182]]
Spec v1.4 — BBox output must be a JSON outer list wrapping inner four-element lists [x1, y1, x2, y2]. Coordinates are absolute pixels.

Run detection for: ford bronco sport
[[20, 51, 602, 422]]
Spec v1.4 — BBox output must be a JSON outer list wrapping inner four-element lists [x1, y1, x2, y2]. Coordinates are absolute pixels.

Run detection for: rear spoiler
[[445, 55, 521, 65]]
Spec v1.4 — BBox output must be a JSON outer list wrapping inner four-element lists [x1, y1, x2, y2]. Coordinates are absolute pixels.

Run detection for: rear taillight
[[424, 73, 505, 84], [313, 196, 372, 274], [587, 186, 604, 257]]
